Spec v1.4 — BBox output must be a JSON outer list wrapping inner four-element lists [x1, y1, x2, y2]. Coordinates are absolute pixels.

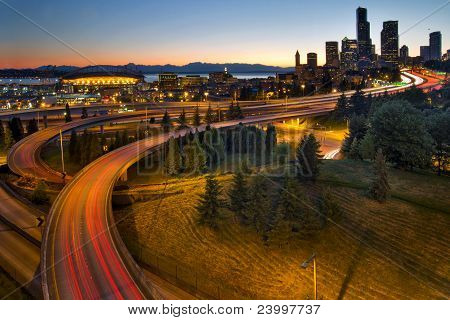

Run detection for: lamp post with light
[[301, 253, 317, 300], [301, 84, 306, 97]]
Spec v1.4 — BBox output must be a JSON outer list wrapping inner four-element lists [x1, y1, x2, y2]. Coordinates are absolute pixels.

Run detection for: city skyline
[[0, 0, 448, 69]]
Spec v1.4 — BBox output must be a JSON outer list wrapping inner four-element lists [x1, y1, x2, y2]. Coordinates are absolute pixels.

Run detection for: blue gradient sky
[[0, 0, 448, 68]]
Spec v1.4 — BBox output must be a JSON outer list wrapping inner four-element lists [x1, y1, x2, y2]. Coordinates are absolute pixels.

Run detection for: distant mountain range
[[35, 62, 294, 74]]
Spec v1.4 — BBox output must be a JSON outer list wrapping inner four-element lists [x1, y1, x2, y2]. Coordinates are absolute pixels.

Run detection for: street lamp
[[301, 84, 306, 97], [301, 253, 317, 300], [204, 92, 209, 102]]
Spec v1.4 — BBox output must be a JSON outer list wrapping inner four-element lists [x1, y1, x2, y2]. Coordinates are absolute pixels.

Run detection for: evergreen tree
[[350, 88, 367, 115], [212, 128, 225, 163], [359, 133, 376, 160], [196, 175, 224, 228], [178, 108, 188, 129], [369, 149, 390, 202], [121, 129, 129, 146], [247, 175, 271, 234], [161, 110, 171, 132], [26, 118, 39, 135], [65, 103, 72, 122], [342, 114, 367, 155], [3, 125, 13, 150], [81, 107, 88, 119], [370, 100, 432, 169], [427, 111, 450, 175], [296, 134, 322, 181], [320, 188, 341, 223], [183, 133, 207, 175], [68, 130, 78, 162], [112, 131, 121, 150], [31, 180, 50, 204], [89, 134, 102, 162], [228, 170, 249, 222], [204, 105, 215, 124], [335, 93, 349, 119], [297, 196, 322, 238], [348, 138, 361, 160], [79, 130, 90, 166], [277, 176, 302, 221], [8, 117, 24, 142], [165, 137, 182, 175], [203, 128, 224, 167], [193, 107, 201, 126], [265, 124, 277, 155]]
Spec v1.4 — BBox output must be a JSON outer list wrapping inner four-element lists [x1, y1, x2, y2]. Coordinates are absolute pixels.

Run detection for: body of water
[[144, 72, 276, 83]]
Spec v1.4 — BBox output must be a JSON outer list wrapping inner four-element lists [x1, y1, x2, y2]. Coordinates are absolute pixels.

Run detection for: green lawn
[[115, 160, 450, 299]]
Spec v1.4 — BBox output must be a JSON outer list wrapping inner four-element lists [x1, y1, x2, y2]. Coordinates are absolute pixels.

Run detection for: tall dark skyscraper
[[381, 21, 399, 67], [400, 45, 409, 64], [420, 46, 430, 62], [341, 37, 359, 70], [325, 42, 339, 67], [429, 31, 442, 60], [295, 50, 300, 67], [307, 53, 318, 69], [356, 7, 372, 60]]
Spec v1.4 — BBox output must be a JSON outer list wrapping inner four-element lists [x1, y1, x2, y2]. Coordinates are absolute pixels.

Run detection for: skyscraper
[[420, 46, 430, 62], [356, 7, 372, 60], [341, 37, 359, 70], [325, 42, 339, 67], [295, 50, 300, 67], [429, 31, 442, 61], [307, 53, 318, 69], [381, 21, 399, 67], [400, 45, 409, 64]]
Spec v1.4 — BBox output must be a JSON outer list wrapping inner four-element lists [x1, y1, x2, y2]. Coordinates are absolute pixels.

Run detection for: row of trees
[[163, 124, 279, 176], [161, 103, 245, 132], [197, 170, 340, 243], [334, 85, 430, 121], [342, 98, 449, 175], [0, 118, 39, 152], [195, 130, 336, 242], [68, 129, 105, 167]]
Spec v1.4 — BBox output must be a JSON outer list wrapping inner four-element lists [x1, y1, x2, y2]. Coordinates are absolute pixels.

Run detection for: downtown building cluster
[[278, 7, 446, 93]]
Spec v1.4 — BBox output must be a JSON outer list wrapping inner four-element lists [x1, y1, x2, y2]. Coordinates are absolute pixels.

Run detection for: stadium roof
[[61, 65, 144, 80]]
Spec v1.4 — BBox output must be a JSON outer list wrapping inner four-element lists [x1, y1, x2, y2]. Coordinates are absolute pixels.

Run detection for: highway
[[8, 71, 429, 299], [0, 182, 43, 298], [40, 94, 419, 299], [42, 106, 347, 299], [0, 182, 42, 242], [7, 112, 162, 183], [7, 71, 423, 184], [0, 221, 41, 298]]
